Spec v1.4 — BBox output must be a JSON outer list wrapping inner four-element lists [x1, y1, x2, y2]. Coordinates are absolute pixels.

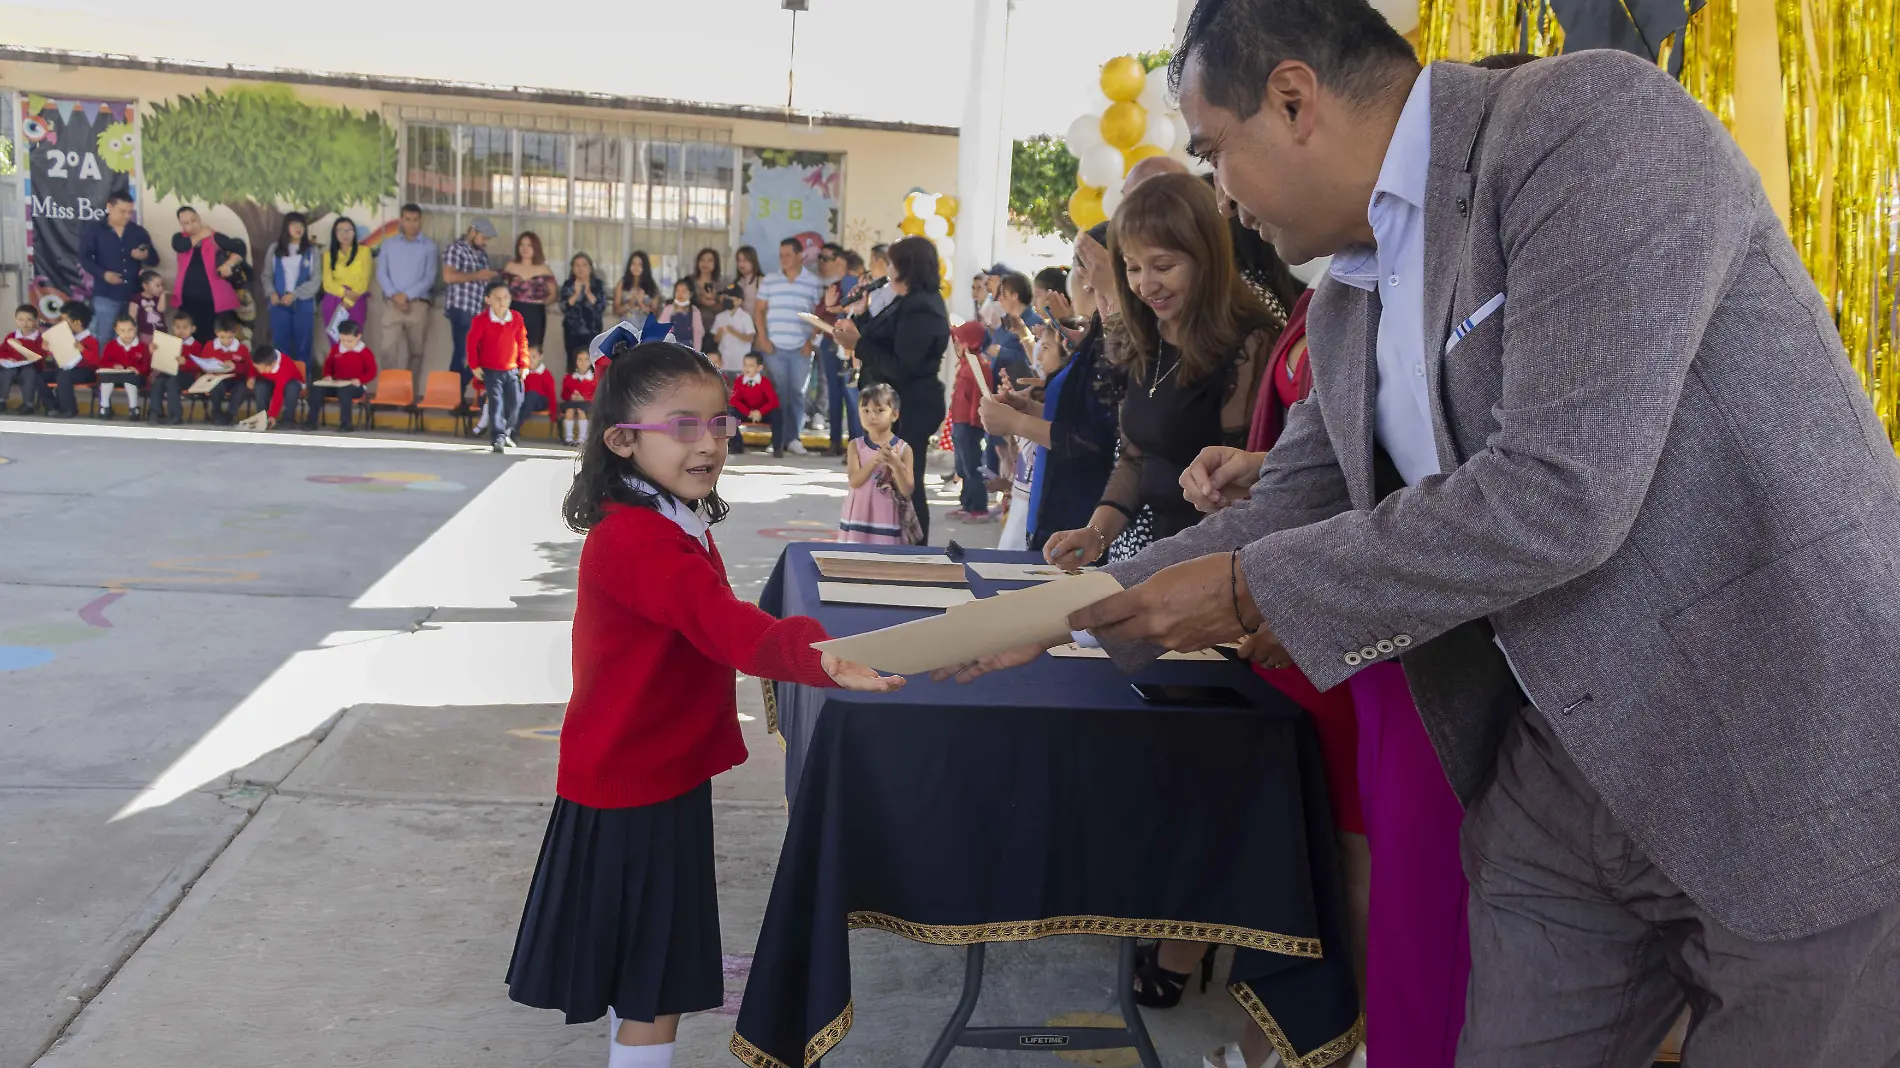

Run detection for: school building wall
[[0, 52, 959, 378]]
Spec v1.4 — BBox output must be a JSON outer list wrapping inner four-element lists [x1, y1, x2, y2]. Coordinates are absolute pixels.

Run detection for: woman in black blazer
[[834, 236, 949, 542]]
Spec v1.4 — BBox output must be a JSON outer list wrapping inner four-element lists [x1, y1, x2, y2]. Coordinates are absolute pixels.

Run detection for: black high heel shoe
[[1131, 942, 1218, 1008]]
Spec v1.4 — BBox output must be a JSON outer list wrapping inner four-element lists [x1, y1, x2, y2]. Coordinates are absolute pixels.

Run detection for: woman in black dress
[[1041, 172, 1287, 571], [833, 236, 949, 543]]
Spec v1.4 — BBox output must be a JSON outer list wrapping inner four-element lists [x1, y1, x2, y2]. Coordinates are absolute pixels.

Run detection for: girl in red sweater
[[507, 339, 899, 1067], [559, 346, 601, 446]]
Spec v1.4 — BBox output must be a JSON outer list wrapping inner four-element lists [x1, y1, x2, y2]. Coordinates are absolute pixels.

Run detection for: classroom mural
[[142, 85, 398, 345], [740, 149, 841, 265]]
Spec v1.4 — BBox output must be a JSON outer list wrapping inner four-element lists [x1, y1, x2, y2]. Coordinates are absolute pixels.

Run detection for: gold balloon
[[1068, 184, 1107, 230], [1100, 56, 1146, 103], [1122, 143, 1167, 173], [940, 275, 953, 298], [945, 218, 956, 237], [899, 216, 927, 237], [1099, 101, 1147, 150], [935, 194, 959, 218]]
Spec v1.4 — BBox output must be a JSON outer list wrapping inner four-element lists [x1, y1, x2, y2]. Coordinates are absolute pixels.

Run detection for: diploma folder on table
[[148, 332, 182, 376], [813, 571, 1123, 675], [185, 374, 231, 394]]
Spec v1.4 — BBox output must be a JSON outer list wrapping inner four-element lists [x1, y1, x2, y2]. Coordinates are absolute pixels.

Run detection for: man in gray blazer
[[944, 0, 1900, 1062]]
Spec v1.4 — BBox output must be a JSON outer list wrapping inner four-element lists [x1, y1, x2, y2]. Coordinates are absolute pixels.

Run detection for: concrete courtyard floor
[[0, 417, 1254, 1068]]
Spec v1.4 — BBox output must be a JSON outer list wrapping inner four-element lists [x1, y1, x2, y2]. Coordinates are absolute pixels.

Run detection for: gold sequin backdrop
[[1415, 0, 1899, 447]]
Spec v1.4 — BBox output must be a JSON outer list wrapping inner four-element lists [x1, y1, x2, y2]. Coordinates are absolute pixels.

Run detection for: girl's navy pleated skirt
[[506, 782, 723, 1024]]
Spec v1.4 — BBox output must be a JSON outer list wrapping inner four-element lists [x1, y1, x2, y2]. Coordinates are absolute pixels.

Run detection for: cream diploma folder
[[813, 571, 1123, 675]]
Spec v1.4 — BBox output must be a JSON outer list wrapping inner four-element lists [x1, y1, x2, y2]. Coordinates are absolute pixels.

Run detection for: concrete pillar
[[955, 0, 1011, 313]]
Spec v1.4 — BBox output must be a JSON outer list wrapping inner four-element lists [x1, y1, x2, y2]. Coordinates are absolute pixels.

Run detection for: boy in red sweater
[[1, 303, 47, 414], [96, 312, 151, 419], [513, 345, 558, 441], [559, 347, 600, 446], [466, 280, 528, 452], [947, 319, 994, 520], [149, 310, 198, 425], [191, 311, 253, 425], [727, 351, 780, 456], [305, 319, 376, 432], [49, 300, 102, 419], [505, 339, 897, 1063], [245, 345, 305, 428]]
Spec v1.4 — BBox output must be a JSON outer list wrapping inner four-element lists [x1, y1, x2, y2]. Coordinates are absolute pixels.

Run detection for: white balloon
[[915, 193, 941, 219], [934, 235, 955, 262], [1138, 66, 1171, 113], [1065, 113, 1106, 157], [923, 214, 951, 240], [1102, 183, 1125, 218], [1077, 145, 1125, 190], [1143, 109, 1177, 152]]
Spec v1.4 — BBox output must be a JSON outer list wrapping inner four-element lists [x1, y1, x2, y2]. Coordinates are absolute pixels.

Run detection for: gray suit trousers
[[1457, 705, 1900, 1066]]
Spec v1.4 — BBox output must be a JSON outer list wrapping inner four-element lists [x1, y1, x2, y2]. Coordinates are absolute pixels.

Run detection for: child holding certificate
[[1, 304, 46, 414], [506, 339, 899, 1068]]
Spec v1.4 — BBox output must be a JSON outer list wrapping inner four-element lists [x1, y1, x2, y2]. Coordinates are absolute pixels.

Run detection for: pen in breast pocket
[[1446, 292, 1506, 353]]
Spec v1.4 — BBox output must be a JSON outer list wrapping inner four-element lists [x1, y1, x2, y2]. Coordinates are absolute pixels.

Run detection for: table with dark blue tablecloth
[[731, 544, 1363, 1068]]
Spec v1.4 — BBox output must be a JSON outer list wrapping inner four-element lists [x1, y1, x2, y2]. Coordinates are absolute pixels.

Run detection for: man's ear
[[1265, 59, 1322, 139]]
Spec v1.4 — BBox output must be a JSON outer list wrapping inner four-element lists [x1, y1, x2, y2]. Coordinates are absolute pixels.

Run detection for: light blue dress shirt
[[375, 232, 440, 302], [1327, 66, 1440, 487]]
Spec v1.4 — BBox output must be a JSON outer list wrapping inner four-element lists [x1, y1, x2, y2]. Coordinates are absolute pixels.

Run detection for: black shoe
[[170, 417, 184, 426], [1130, 944, 1217, 1009], [491, 439, 506, 454], [339, 423, 356, 433], [53, 410, 74, 419], [97, 408, 112, 420], [772, 447, 785, 458]]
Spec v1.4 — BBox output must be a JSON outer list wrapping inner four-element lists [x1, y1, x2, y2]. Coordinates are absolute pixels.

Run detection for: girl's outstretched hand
[[821, 652, 907, 692]]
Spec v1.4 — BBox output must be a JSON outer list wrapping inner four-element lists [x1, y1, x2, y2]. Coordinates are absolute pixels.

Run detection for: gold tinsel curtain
[[1414, 0, 1899, 446]]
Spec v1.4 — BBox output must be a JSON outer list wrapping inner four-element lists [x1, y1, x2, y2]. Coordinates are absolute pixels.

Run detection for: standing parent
[[262, 212, 321, 382], [442, 217, 499, 397], [958, 2, 1900, 1064], [321, 216, 374, 360], [373, 203, 436, 392], [559, 253, 606, 375], [77, 190, 153, 332], [833, 236, 948, 543], [169, 206, 245, 344], [753, 237, 826, 456], [502, 231, 558, 350]]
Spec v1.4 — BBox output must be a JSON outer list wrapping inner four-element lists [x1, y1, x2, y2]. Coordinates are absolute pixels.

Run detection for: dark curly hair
[[562, 340, 733, 534]]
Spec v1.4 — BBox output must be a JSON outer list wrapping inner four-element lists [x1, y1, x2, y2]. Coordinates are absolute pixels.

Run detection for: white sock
[[99, 383, 115, 407], [473, 412, 489, 432], [126, 384, 139, 409], [578, 415, 590, 442], [608, 1039, 673, 1068]]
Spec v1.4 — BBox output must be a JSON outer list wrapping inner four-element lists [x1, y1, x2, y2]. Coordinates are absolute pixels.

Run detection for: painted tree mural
[[143, 86, 397, 344]]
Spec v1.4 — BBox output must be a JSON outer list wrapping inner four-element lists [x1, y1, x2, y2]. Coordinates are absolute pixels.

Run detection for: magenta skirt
[[1347, 661, 1471, 1067]]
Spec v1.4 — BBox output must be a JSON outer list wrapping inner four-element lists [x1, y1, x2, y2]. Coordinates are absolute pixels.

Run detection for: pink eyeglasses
[[615, 415, 740, 443]]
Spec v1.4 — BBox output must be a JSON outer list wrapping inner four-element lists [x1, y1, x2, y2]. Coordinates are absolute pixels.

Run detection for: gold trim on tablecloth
[[846, 911, 1323, 958], [759, 677, 779, 736], [1232, 982, 1365, 1068], [729, 1001, 854, 1068]]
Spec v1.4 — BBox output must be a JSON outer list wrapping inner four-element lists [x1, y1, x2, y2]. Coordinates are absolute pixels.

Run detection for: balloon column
[[900, 190, 960, 297], [1065, 56, 1191, 231]]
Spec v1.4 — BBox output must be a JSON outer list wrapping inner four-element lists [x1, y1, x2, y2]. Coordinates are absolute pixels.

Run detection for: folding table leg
[[1116, 939, 1166, 1068], [919, 943, 986, 1068]]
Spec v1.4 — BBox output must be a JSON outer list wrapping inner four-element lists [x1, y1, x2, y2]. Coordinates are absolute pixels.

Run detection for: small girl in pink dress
[[838, 384, 916, 544]]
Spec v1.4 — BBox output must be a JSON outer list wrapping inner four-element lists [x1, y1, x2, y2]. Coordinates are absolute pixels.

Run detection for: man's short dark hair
[[998, 271, 1034, 306], [821, 241, 845, 257], [1034, 266, 1070, 295], [842, 251, 865, 273], [779, 237, 801, 251], [105, 190, 135, 207], [870, 243, 891, 261], [1470, 52, 1539, 71], [1171, 0, 1418, 120], [400, 202, 423, 215], [176, 204, 198, 218]]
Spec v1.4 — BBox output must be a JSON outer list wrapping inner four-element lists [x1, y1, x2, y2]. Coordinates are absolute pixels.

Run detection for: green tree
[[1009, 135, 1080, 240], [143, 86, 397, 343]]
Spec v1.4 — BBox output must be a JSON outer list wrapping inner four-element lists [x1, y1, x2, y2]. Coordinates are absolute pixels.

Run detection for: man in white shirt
[[752, 238, 825, 455]]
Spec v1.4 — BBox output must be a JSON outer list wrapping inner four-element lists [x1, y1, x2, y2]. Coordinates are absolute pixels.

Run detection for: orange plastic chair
[[365, 369, 416, 431], [412, 371, 470, 435]]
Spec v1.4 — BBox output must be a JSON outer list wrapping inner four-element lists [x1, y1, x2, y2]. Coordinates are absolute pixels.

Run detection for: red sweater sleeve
[[76, 336, 100, 369], [606, 523, 834, 688], [131, 342, 151, 376], [508, 318, 529, 370], [5, 333, 47, 361]]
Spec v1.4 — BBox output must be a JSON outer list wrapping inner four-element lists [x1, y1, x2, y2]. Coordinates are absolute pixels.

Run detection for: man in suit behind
[[945, 0, 1900, 1062]]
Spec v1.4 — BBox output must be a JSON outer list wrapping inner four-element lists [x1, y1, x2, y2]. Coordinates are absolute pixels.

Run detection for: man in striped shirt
[[752, 237, 826, 456]]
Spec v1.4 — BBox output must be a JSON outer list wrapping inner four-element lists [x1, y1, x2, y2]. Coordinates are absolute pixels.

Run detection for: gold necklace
[[1149, 339, 1179, 398]]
